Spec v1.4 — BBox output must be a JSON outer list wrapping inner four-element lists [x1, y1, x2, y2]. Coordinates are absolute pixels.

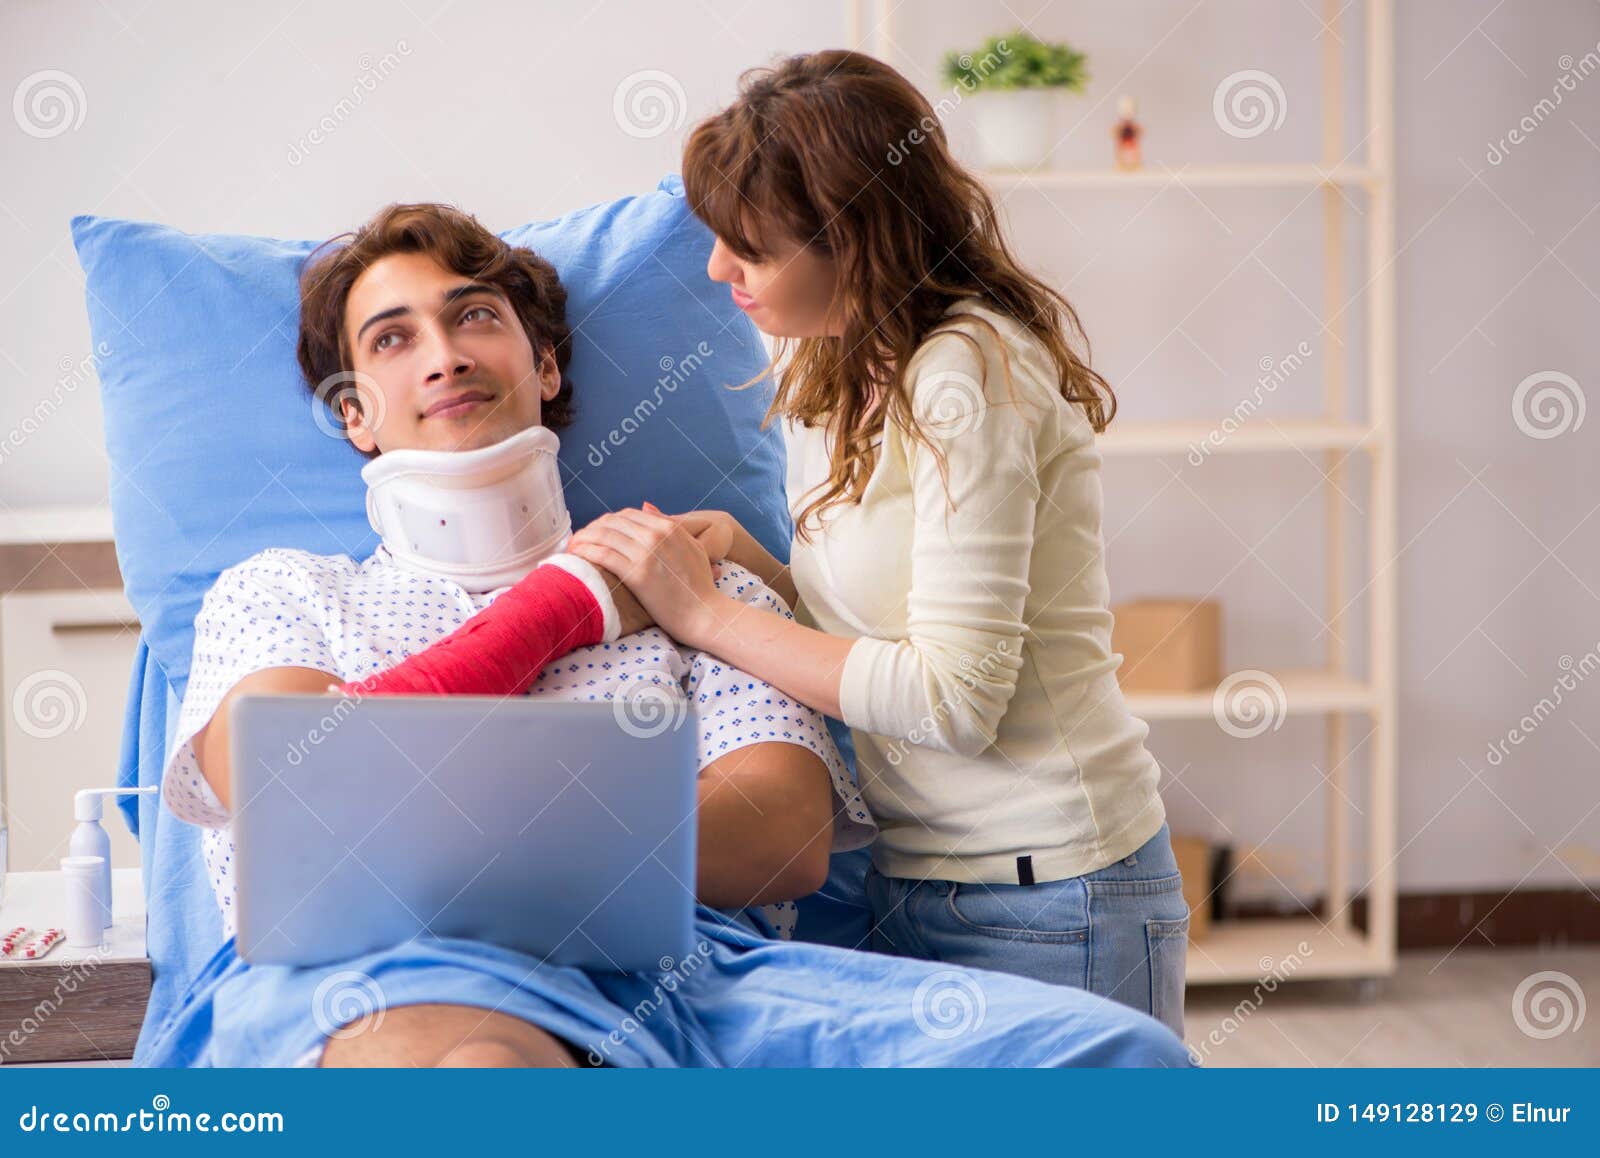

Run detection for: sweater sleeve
[[838, 325, 1054, 757]]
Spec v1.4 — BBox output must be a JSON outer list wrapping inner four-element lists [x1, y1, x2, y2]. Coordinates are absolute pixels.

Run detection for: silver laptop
[[228, 694, 698, 971]]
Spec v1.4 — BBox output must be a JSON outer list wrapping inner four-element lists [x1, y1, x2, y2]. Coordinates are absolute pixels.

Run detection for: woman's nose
[[706, 238, 734, 284]]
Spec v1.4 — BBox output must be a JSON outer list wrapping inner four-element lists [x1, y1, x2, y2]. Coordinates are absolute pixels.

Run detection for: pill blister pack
[[1, 925, 66, 960]]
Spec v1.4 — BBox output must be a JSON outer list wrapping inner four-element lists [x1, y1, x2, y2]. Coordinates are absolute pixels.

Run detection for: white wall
[[2, 0, 1596, 900]]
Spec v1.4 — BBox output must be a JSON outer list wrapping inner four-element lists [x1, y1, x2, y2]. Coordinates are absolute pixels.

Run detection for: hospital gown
[[144, 545, 1193, 1068]]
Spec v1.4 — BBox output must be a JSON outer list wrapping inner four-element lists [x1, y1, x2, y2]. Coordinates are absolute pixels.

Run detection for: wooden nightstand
[[0, 867, 150, 1064]]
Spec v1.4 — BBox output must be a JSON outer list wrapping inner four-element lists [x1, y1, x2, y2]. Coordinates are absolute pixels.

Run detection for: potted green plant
[[944, 32, 1089, 169]]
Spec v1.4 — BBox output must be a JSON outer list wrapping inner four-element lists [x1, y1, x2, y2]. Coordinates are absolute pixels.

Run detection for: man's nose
[[422, 328, 475, 383]]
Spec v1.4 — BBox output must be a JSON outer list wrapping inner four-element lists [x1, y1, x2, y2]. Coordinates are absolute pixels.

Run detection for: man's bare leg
[[317, 1003, 586, 1067]]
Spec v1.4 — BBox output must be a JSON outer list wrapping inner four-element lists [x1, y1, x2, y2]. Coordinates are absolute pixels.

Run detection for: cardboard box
[[1111, 598, 1222, 693], [1171, 835, 1213, 940]]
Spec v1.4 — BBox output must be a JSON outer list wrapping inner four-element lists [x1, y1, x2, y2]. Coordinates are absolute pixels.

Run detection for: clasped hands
[[570, 502, 737, 647]]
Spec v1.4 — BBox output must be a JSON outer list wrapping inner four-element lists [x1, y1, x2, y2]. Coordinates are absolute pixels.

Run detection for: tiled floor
[[1185, 945, 1600, 1066]]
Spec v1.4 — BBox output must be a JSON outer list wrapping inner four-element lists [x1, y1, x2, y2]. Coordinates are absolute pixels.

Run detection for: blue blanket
[[118, 648, 1191, 1068], [136, 904, 1192, 1068], [116, 640, 222, 1063]]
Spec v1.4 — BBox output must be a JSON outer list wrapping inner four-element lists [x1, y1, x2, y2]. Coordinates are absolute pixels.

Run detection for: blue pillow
[[72, 176, 786, 702]]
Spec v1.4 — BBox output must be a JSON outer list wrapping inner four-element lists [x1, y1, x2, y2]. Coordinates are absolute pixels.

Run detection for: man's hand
[[596, 563, 653, 636], [569, 508, 722, 646]]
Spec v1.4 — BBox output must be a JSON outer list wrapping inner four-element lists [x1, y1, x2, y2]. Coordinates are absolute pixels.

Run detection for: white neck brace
[[361, 425, 571, 593]]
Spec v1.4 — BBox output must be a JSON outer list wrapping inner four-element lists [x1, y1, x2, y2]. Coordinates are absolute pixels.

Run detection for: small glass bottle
[[1114, 95, 1143, 170]]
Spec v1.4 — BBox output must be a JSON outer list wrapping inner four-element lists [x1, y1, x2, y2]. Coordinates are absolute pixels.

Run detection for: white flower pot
[[971, 89, 1058, 170]]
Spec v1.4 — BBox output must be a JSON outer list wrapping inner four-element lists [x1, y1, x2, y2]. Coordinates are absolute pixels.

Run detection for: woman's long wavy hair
[[682, 49, 1116, 538]]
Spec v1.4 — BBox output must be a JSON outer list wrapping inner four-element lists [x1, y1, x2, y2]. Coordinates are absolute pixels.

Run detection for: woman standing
[[570, 50, 1189, 1035]]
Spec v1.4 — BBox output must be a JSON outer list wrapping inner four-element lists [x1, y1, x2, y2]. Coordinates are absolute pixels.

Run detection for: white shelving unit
[[0, 504, 115, 545], [980, 162, 1380, 190], [1097, 418, 1375, 457], [851, 0, 1398, 986]]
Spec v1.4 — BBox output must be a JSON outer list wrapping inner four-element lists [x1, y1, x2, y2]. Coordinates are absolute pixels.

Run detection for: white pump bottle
[[70, 786, 157, 928]]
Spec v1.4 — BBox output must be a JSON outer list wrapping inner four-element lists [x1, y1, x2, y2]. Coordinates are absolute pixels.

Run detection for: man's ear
[[341, 394, 378, 454], [537, 344, 562, 402]]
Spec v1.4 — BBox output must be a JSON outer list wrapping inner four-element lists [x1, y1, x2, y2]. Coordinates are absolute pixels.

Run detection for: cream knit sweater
[[784, 299, 1166, 884]]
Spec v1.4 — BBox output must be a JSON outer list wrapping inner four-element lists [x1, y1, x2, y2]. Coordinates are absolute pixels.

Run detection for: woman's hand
[[569, 508, 723, 645], [657, 503, 737, 563], [642, 502, 797, 609]]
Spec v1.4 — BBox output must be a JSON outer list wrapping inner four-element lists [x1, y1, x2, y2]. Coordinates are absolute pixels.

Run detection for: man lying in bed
[[146, 202, 1193, 1069]]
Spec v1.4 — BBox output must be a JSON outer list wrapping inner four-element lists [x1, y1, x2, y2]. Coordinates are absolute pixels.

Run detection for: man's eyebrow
[[440, 282, 503, 306], [354, 283, 503, 343], [355, 303, 411, 342]]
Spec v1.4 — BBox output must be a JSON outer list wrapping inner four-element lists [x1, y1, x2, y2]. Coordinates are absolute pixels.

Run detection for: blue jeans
[[864, 824, 1190, 1038]]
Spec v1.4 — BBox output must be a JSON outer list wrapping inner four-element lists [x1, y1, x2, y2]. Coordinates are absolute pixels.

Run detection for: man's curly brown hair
[[296, 203, 575, 456]]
